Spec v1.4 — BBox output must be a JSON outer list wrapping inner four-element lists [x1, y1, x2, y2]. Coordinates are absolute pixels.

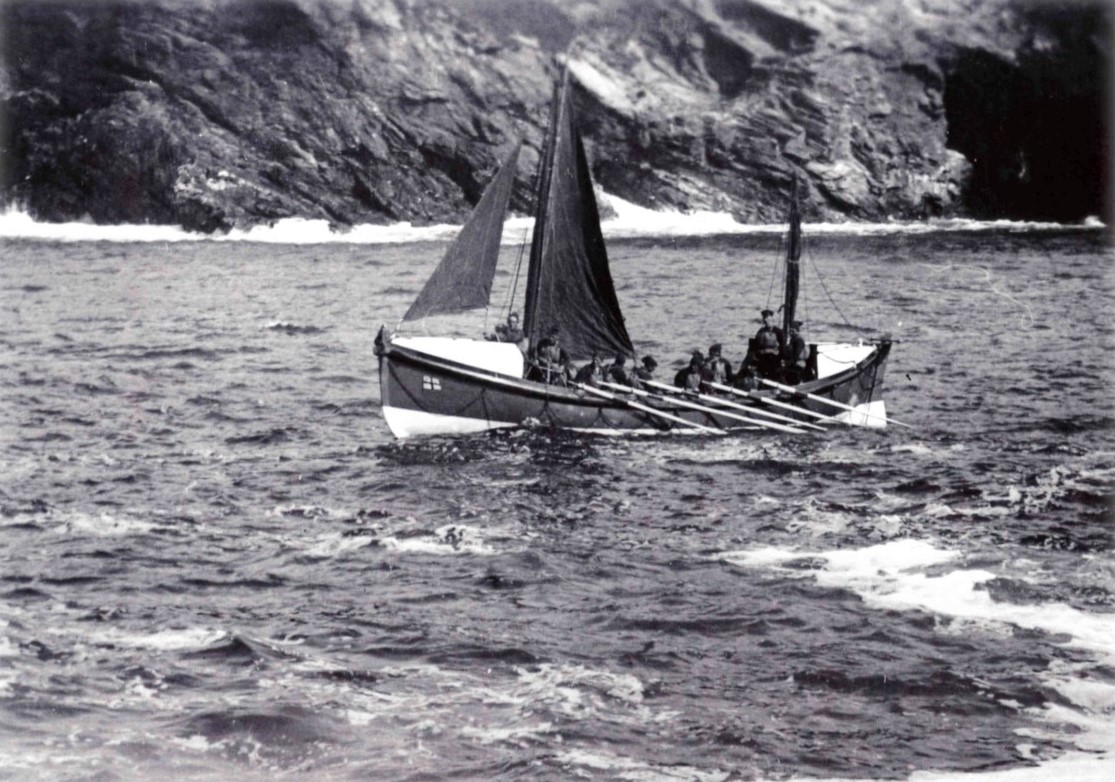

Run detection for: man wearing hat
[[634, 355, 658, 388], [702, 343, 733, 386], [573, 353, 604, 387], [783, 320, 810, 384], [674, 350, 704, 391], [751, 308, 785, 378], [603, 353, 634, 386]]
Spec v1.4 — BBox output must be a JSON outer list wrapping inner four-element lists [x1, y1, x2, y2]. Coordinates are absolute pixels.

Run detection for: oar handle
[[645, 380, 824, 431], [575, 383, 721, 434], [633, 381, 810, 434], [702, 380, 844, 425]]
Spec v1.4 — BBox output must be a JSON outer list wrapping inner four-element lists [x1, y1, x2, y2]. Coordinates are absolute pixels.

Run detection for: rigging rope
[[805, 235, 853, 329], [765, 232, 783, 311], [503, 226, 530, 318]]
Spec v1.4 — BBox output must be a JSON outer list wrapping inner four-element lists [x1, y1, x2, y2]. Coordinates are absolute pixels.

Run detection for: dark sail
[[402, 143, 522, 322], [782, 174, 803, 336], [524, 72, 633, 360]]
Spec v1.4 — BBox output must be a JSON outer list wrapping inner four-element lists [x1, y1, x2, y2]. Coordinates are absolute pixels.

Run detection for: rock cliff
[[0, 0, 1108, 231]]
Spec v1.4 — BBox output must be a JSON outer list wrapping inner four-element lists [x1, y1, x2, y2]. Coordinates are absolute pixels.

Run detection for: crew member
[[782, 320, 810, 385], [532, 328, 570, 386], [702, 343, 733, 387], [573, 354, 603, 387], [752, 308, 784, 378], [634, 355, 658, 386], [603, 354, 633, 387], [487, 311, 525, 349], [674, 351, 704, 392]]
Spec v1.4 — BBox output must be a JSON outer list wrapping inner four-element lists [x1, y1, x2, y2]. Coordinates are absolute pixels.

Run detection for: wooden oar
[[601, 382, 807, 434], [757, 377, 913, 429], [575, 383, 722, 434], [644, 380, 825, 432], [704, 380, 845, 426]]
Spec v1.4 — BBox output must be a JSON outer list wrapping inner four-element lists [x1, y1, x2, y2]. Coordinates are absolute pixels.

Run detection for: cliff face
[[0, 0, 1108, 231]]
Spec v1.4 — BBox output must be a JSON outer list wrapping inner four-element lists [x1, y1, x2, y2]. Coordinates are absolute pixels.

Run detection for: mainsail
[[782, 174, 803, 336], [523, 72, 633, 360], [402, 142, 522, 322]]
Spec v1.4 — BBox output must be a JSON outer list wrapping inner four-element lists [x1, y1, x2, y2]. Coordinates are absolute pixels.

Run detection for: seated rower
[[603, 354, 633, 387], [634, 355, 658, 386], [732, 364, 758, 391], [674, 350, 704, 392], [701, 343, 733, 387], [573, 354, 603, 387], [530, 327, 571, 386]]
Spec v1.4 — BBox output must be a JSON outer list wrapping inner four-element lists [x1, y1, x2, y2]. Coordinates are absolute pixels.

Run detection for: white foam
[[556, 747, 730, 781], [83, 626, 228, 651], [721, 540, 1115, 656], [718, 538, 1115, 775], [379, 524, 497, 556], [0, 208, 197, 242], [50, 510, 159, 537], [906, 751, 1113, 782], [300, 532, 377, 559], [0, 203, 1104, 245]]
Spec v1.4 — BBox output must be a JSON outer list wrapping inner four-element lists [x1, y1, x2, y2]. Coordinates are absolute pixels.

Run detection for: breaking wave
[[0, 202, 1104, 245], [716, 538, 1115, 781]]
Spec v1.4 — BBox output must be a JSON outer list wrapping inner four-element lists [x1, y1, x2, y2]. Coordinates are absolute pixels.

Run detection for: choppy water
[[1, 225, 1112, 781]]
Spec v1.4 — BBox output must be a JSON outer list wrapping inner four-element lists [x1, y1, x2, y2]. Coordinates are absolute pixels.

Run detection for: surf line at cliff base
[[374, 71, 892, 439]]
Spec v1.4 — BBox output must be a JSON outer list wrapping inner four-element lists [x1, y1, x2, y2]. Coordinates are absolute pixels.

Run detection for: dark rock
[[0, 0, 1108, 231]]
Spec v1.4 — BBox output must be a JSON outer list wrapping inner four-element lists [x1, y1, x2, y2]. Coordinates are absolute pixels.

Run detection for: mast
[[521, 68, 633, 360], [523, 76, 563, 351], [782, 173, 803, 336]]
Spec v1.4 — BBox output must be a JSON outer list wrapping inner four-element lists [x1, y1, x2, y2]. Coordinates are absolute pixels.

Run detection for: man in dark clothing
[[751, 308, 784, 378], [732, 364, 759, 391], [573, 355, 603, 387], [702, 343, 733, 387], [674, 351, 704, 392], [532, 328, 570, 385], [603, 354, 633, 386], [634, 355, 658, 386], [782, 320, 810, 384]]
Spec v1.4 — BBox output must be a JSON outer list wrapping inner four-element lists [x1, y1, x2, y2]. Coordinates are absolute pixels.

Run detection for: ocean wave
[[716, 537, 1115, 776], [0, 202, 1104, 245]]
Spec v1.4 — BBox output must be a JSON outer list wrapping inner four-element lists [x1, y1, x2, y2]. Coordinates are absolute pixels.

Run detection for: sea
[[0, 204, 1112, 782]]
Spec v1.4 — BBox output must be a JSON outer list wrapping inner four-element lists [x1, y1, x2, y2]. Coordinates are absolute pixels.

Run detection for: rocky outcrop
[[0, 0, 1108, 231]]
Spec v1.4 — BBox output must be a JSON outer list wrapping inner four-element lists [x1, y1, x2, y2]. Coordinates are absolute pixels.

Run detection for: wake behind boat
[[375, 72, 892, 438]]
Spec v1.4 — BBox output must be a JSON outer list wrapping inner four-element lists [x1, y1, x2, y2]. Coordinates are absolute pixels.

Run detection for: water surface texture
[[1, 228, 1112, 781]]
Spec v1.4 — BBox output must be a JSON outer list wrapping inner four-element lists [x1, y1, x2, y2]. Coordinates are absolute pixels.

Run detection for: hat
[[509, 311, 520, 320], [642, 355, 658, 368], [791, 320, 804, 328], [761, 308, 774, 317], [708, 343, 722, 355]]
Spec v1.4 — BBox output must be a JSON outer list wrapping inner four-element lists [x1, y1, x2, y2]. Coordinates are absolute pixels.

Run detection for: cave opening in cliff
[[942, 8, 1110, 224]]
